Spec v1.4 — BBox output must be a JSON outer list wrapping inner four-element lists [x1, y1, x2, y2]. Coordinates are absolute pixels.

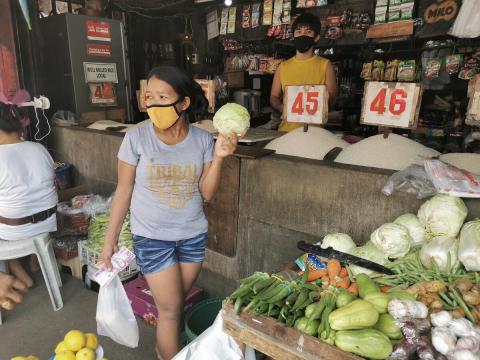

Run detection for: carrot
[[339, 267, 348, 278], [327, 259, 342, 283], [336, 276, 351, 289], [380, 285, 392, 293], [307, 269, 327, 282], [347, 282, 359, 296]]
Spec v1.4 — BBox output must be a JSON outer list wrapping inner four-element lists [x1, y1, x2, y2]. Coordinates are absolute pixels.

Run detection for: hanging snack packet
[[398, 60, 416, 81], [361, 62, 373, 80], [385, 59, 399, 81], [446, 54, 463, 75], [251, 3, 261, 28], [372, 60, 385, 81], [424, 58, 441, 78], [242, 5, 251, 29]]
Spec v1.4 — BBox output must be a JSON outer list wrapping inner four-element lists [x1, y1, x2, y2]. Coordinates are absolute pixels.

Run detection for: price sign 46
[[284, 85, 328, 124], [361, 82, 422, 129]]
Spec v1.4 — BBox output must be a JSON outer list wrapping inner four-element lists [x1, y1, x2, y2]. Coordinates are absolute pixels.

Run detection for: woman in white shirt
[[0, 101, 58, 288]]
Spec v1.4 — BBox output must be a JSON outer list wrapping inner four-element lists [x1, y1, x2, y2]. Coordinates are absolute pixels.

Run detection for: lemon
[[64, 330, 86, 352], [55, 341, 69, 354], [56, 351, 76, 360], [75, 348, 95, 360], [10, 357, 27, 360], [84, 333, 98, 350]]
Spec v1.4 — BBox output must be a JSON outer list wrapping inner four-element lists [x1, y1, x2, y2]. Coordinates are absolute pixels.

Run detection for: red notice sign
[[87, 44, 112, 57], [86, 20, 111, 42]]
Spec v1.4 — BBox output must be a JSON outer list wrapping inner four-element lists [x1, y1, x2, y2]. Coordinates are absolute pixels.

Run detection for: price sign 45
[[284, 85, 328, 124], [361, 82, 422, 129]]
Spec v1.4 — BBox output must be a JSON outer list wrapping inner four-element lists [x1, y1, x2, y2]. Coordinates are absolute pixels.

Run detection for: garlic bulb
[[431, 311, 453, 327]]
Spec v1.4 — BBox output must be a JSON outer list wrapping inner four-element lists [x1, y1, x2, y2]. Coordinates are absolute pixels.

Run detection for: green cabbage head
[[213, 103, 250, 136]]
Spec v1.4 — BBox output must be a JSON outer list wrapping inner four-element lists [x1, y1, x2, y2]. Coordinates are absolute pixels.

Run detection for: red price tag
[[361, 82, 422, 129], [284, 85, 328, 124]]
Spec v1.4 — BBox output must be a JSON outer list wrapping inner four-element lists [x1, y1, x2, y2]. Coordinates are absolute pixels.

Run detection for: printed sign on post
[[284, 85, 328, 125], [83, 62, 118, 83], [361, 81, 422, 129], [87, 44, 112, 57], [89, 83, 116, 105], [86, 20, 111, 42]]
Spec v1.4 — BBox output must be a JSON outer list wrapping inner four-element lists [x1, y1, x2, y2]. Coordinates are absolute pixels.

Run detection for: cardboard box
[[225, 71, 245, 89], [124, 276, 205, 326]]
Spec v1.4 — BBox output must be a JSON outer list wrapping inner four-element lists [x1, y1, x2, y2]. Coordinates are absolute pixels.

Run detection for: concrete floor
[[0, 273, 157, 360]]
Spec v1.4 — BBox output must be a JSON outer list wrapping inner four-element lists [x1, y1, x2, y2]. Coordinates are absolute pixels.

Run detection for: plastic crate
[[78, 240, 139, 281], [53, 245, 78, 260]]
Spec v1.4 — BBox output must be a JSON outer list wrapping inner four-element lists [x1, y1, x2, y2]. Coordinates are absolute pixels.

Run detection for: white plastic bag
[[424, 159, 480, 198], [173, 312, 254, 360], [96, 275, 139, 348], [449, 0, 480, 38]]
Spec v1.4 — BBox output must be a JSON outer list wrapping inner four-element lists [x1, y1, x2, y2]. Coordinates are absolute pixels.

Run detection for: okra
[[253, 276, 276, 294], [234, 296, 243, 315], [291, 289, 309, 312], [255, 281, 283, 301], [265, 284, 293, 304], [285, 291, 299, 308], [230, 285, 253, 300]]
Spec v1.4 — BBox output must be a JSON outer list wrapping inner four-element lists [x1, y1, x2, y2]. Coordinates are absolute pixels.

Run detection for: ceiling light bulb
[[224, 0, 232, 6]]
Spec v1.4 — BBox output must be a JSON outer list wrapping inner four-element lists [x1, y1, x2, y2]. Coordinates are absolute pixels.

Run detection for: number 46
[[370, 88, 407, 116]]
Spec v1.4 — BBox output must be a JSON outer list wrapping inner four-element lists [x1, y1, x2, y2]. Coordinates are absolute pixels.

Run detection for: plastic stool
[[0, 233, 63, 324], [57, 256, 83, 280]]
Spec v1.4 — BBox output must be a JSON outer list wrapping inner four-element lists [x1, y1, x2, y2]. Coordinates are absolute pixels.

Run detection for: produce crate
[[78, 240, 140, 280], [53, 245, 78, 260], [222, 302, 361, 360], [53, 236, 81, 260]]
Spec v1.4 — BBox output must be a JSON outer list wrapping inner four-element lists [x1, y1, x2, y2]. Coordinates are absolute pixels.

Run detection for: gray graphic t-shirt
[[118, 121, 214, 241]]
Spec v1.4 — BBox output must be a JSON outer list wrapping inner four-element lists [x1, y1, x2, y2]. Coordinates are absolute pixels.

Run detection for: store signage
[[83, 62, 118, 83], [86, 44, 111, 57], [89, 83, 116, 105], [86, 20, 111, 42], [424, 0, 458, 24], [284, 85, 328, 125], [416, 0, 460, 38], [361, 82, 422, 129]]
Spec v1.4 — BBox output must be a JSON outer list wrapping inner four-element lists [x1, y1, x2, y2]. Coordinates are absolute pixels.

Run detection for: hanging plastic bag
[[173, 312, 254, 360], [449, 0, 480, 38], [96, 276, 139, 348]]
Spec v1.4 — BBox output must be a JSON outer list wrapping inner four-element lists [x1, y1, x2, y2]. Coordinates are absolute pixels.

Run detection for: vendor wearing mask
[[270, 13, 337, 132]]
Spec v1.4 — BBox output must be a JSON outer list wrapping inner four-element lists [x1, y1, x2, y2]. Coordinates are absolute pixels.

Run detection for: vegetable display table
[[222, 302, 361, 360]]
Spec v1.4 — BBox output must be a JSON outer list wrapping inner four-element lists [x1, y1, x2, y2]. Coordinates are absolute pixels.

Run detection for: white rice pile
[[440, 153, 480, 175], [334, 134, 440, 171], [265, 127, 349, 160]]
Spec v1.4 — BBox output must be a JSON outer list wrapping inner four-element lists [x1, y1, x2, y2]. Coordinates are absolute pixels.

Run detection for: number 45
[[292, 91, 319, 115], [370, 88, 407, 116]]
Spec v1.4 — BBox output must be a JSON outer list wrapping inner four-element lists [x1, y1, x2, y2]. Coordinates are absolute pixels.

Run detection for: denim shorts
[[132, 233, 207, 275]]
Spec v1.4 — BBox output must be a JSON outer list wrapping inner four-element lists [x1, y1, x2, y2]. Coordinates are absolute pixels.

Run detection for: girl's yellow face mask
[[147, 98, 183, 130]]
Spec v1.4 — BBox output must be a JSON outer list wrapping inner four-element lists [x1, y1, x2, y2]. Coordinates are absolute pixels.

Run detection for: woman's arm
[[100, 160, 136, 269], [199, 134, 238, 201]]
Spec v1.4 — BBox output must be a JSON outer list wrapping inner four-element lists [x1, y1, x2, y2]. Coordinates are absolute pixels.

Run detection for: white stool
[[0, 233, 63, 324]]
